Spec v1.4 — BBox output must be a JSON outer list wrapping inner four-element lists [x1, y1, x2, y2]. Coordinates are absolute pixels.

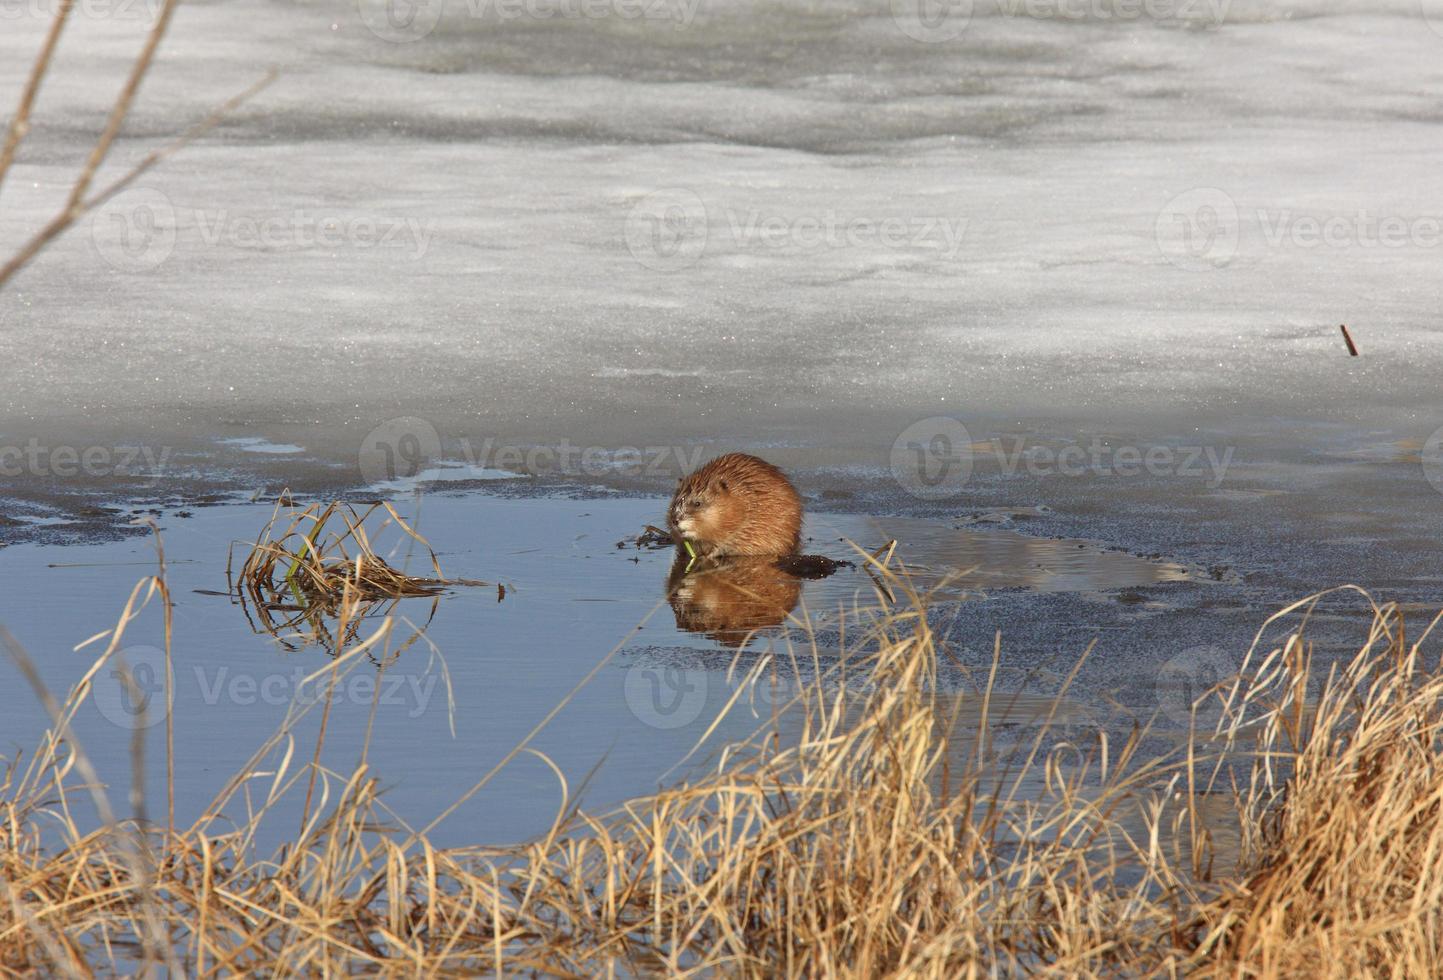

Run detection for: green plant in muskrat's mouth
[[230, 498, 486, 652]]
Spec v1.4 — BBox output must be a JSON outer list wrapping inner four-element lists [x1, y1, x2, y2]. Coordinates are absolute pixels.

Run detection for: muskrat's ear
[[718, 479, 729, 492]]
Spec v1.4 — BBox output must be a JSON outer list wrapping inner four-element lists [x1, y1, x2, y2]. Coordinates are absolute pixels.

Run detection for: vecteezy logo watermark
[[890, 422, 1234, 499], [357, 0, 700, 41], [91, 187, 177, 272], [356, 0, 446, 41], [483, 0, 700, 25], [1423, 0, 1443, 40], [0, 440, 172, 478], [1420, 425, 1443, 496], [624, 191, 968, 272], [191, 666, 437, 716], [624, 665, 708, 729], [92, 650, 439, 729], [357, 420, 722, 482], [1159, 187, 1443, 272], [0, 0, 165, 20], [994, 439, 1234, 485], [1155, 644, 1238, 729], [624, 189, 709, 272], [890, 0, 973, 41], [189, 210, 434, 257], [995, 0, 1230, 24], [891, 417, 975, 500], [1156, 187, 1240, 271], [358, 417, 444, 483], [93, 646, 170, 731], [1250, 211, 1443, 250], [92, 187, 435, 272], [450, 438, 711, 478], [722, 210, 967, 257]]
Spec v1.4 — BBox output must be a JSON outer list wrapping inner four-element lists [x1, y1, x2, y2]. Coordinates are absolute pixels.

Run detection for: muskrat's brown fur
[[668, 453, 803, 558]]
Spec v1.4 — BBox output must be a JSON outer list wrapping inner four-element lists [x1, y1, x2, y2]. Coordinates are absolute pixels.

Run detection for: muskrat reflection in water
[[666, 553, 802, 648]]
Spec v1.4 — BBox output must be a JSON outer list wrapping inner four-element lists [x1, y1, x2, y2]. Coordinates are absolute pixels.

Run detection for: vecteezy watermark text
[[0, 0, 164, 19], [0, 440, 172, 479], [356, 0, 700, 42], [93, 647, 440, 730], [456, 439, 713, 478], [91, 187, 435, 272], [888, 0, 1229, 43], [480, 0, 700, 25], [189, 210, 433, 255], [987, 438, 1233, 484], [624, 189, 969, 272], [890, 417, 1233, 499], [995, 0, 1230, 22], [194, 666, 437, 716], [1157, 187, 1443, 271], [358, 416, 721, 484], [623, 662, 861, 730]]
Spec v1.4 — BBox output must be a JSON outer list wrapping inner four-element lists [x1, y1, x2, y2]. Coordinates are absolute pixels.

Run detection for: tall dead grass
[[1, 554, 1441, 976], [1187, 590, 1443, 976]]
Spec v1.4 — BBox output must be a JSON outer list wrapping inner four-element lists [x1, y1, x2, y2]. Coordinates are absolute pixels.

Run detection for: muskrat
[[668, 452, 803, 558]]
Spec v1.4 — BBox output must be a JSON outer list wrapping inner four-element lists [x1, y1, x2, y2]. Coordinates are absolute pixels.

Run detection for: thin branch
[[63, 0, 184, 215], [0, 0, 77, 198], [0, 69, 278, 292]]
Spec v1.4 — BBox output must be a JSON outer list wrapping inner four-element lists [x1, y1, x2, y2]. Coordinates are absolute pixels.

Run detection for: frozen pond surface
[[1, 0, 1442, 848], [2, 0, 1443, 460]]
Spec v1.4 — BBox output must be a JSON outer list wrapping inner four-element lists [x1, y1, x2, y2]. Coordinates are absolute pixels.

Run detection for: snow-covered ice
[[3, 1, 1443, 446]]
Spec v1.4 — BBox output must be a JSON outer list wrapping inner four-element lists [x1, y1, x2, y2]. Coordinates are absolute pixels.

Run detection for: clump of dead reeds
[[235, 499, 464, 609], [231, 499, 482, 651], [1183, 590, 1443, 975], [2, 547, 1443, 976]]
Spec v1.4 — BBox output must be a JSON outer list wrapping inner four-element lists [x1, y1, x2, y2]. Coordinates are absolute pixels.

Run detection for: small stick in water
[[1340, 324, 1359, 356]]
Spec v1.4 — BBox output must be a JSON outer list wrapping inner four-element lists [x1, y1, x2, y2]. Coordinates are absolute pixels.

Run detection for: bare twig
[[0, 48, 276, 291], [64, 0, 185, 213], [0, 0, 77, 197], [1340, 323, 1359, 356]]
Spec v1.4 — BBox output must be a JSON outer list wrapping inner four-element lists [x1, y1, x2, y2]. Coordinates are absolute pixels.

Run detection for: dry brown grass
[[1, 549, 1442, 976], [1184, 589, 1443, 976]]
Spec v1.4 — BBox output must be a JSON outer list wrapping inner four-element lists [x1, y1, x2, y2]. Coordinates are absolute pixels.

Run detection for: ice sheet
[[3, 2, 1442, 452]]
